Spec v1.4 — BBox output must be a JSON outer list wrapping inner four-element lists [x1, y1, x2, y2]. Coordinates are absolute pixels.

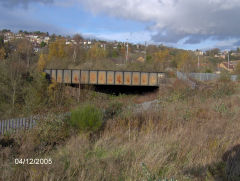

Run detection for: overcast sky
[[1, 0, 240, 50]]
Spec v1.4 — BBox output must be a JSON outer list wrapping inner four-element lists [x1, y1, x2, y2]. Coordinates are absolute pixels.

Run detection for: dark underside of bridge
[[71, 84, 159, 95]]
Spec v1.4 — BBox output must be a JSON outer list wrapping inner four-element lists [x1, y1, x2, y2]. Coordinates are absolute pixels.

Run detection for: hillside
[[1, 79, 240, 181], [1, 37, 240, 181]]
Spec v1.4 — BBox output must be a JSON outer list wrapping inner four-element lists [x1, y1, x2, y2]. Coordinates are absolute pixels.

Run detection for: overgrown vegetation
[[1, 79, 240, 181], [1, 34, 240, 181]]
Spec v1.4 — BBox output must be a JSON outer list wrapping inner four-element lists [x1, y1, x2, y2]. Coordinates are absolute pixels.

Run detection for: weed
[[215, 102, 228, 114], [141, 163, 177, 181], [70, 104, 103, 132]]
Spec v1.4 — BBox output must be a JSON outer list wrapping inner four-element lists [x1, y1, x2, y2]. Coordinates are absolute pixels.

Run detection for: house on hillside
[[219, 60, 240, 72], [136, 56, 145, 63], [15, 33, 24, 39], [214, 53, 226, 59], [231, 52, 240, 57], [4, 32, 15, 42], [44, 37, 50, 44], [219, 62, 234, 72], [194, 50, 204, 56]]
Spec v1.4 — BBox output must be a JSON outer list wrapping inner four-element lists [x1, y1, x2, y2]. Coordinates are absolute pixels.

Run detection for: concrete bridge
[[44, 69, 165, 87]]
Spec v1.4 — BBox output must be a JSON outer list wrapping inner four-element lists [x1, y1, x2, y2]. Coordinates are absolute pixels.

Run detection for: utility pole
[[145, 41, 147, 62], [73, 47, 76, 63], [125, 39, 129, 64], [228, 52, 230, 70], [198, 55, 200, 69]]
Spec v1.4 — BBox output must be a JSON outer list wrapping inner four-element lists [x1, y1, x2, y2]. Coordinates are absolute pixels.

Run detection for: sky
[[1, 0, 240, 50]]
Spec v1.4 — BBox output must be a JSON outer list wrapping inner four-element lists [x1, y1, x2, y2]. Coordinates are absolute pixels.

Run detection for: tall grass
[[1, 81, 240, 181]]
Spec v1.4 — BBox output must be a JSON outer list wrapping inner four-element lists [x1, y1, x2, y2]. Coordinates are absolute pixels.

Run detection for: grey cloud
[[77, 0, 240, 44], [152, 30, 187, 43]]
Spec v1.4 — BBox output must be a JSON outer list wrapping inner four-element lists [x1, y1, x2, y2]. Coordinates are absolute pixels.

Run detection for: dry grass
[[1, 80, 240, 181]]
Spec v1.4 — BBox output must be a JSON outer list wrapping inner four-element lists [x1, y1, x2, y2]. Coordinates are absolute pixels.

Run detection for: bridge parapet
[[44, 69, 165, 87]]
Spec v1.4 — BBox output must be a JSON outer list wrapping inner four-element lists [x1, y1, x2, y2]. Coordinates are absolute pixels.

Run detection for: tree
[[7, 56, 25, 111], [0, 35, 4, 48], [40, 41, 47, 48], [177, 51, 195, 72], [73, 34, 83, 44], [119, 45, 126, 58], [72, 34, 84, 63], [37, 53, 47, 71], [16, 39, 33, 68], [58, 39, 66, 58], [206, 48, 220, 56], [87, 43, 107, 61], [0, 47, 6, 60], [48, 42, 58, 59], [2, 29, 10, 33], [48, 38, 67, 60], [154, 49, 170, 62], [153, 49, 171, 70], [50, 34, 56, 42]]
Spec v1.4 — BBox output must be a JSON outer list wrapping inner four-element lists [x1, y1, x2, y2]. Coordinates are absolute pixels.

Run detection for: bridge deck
[[44, 69, 165, 87]]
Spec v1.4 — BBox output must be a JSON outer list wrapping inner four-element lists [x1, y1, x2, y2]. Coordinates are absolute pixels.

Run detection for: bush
[[219, 72, 231, 82], [205, 68, 213, 73], [70, 104, 103, 132], [105, 101, 123, 119], [237, 74, 240, 82]]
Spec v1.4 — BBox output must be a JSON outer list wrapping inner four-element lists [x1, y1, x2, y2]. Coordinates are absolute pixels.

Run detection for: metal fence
[[176, 71, 197, 89], [0, 117, 37, 135], [0, 113, 71, 136], [177, 71, 239, 82], [188, 73, 220, 81]]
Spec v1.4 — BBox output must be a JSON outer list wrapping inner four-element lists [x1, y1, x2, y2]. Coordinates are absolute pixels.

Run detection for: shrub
[[70, 104, 103, 132], [219, 72, 231, 82], [105, 101, 123, 119], [205, 68, 213, 73], [237, 74, 240, 82]]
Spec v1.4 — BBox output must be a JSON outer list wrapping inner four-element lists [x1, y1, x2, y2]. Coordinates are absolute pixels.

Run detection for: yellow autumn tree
[[48, 42, 57, 60], [37, 53, 47, 71], [119, 45, 125, 57], [154, 49, 170, 63], [87, 43, 107, 61], [48, 38, 67, 60], [58, 39, 66, 58], [154, 49, 170, 70], [177, 51, 195, 72]]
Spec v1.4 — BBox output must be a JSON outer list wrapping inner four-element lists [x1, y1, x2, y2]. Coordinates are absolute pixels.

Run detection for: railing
[[177, 71, 239, 82], [0, 113, 71, 136], [0, 117, 36, 135], [176, 71, 197, 89], [44, 69, 165, 87]]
